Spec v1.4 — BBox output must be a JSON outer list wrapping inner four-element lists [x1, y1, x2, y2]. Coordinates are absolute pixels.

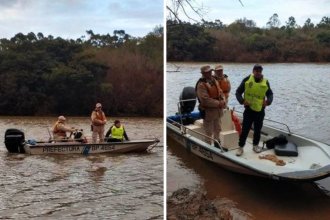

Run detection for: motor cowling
[[4, 129, 26, 153], [179, 87, 196, 114]]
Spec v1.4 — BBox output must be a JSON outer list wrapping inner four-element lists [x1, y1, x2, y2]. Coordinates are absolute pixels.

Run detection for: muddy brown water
[[0, 117, 163, 219], [167, 63, 330, 220]]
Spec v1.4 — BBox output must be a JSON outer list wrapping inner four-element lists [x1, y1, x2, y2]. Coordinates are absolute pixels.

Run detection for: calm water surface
[[0, 117, 163, 219], [167, 63, 330, 220]]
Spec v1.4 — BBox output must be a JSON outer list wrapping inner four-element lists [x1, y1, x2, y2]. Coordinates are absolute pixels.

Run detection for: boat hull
[[167, 112, 330, 182], [167, 123, 267, 178], [24, 139, 158, 155]]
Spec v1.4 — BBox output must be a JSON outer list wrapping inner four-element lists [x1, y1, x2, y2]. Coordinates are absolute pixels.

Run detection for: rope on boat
[[147, 138, 160, 152]]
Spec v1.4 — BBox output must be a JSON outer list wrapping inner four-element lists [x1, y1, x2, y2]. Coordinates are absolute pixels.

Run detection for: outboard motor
[[179, 87, 196, 114], [4, 129, 26, 153], [177, 87, 197, 125]]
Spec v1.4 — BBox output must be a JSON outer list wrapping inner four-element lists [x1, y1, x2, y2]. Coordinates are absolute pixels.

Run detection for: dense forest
[[0, 27, 163, 117], [167, 14, 330, 62]]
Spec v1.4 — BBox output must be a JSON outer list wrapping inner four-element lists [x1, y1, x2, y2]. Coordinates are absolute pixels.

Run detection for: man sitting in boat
[[105, 120, 129, 142], [52, 116, 76, 141]]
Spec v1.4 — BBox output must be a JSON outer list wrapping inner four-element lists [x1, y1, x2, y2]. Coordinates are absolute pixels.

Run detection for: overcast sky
[[0, 0, 163, 40], [167, 0, 330, 27]]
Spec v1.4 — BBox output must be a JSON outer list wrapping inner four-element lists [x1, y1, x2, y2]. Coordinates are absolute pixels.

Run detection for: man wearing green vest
[[235, 64, 273, 156], [105, 120, 130, 142]]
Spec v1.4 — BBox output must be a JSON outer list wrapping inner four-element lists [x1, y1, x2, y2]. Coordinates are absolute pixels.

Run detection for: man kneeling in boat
[[52, 116, 76, 142], [105, 120, 129, 142]]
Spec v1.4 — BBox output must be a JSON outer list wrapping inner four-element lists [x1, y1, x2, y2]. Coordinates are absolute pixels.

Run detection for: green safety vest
[[244, 74, 269, 112], [111, 125, 124, 140]]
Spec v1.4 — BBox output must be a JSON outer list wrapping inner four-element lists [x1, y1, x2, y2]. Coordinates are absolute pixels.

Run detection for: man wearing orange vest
[[91, 103, 107, 143], [52, 115, 76, 141], [214, 64, 231, 105], [196, 65, 226, 148]]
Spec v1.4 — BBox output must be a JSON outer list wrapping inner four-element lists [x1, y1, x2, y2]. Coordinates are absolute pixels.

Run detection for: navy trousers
[[238, 107, 265, 147]]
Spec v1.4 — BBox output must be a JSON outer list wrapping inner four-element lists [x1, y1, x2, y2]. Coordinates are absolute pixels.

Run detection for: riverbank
[[167, 188, 253, 220]]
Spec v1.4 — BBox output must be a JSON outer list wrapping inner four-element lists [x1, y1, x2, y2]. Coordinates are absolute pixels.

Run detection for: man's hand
[[219, 100, 226, 108], [243, 100, 250, 106], [263, 100, 268, 107]]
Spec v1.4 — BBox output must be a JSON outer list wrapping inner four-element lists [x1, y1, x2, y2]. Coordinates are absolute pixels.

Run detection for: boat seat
[[221, 109, 235, 132], [194, 119, 204, 127], [220, 130, 239, 150], [185, 124, 205, 141], [274, 142, 298, 157], [219, 109, 239, 150]]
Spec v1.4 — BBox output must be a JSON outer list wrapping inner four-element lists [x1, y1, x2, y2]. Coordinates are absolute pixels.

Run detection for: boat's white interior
[[183, 109, 330, 175], [185, 109, 241, 150]]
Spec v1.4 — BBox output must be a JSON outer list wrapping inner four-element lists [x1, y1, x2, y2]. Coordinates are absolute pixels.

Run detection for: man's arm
[[105, 125, 113, 137], [235, 77, 248, 104], [58, 124, 75, 132], [123, 127, 129, 141], [196, 82, 223, 108]]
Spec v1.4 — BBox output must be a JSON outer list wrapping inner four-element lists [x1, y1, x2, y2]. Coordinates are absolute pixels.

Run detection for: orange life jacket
[[201, 78, 223, 99], [231, 111, 242, 135], [53, 121, 66, 137], [92, 110, 106, 126], [216, 75, 230, 99]]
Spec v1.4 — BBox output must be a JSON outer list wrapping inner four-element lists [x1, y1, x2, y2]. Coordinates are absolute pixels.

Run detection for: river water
[[0, 117, 163, 219], [167, 63, 330, 219]]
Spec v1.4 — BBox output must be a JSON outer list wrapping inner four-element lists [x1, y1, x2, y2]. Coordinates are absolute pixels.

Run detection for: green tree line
[[167, 15, 330, 62], [0, 27, 163, 117]]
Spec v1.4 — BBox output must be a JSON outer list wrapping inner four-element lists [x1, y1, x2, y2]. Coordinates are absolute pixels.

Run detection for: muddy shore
[[167, 188, 253, 220]]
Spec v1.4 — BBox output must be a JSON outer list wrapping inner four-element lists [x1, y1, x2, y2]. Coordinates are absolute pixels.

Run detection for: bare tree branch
[[167, 0, 244, 22], [238, 0, 244, 7], [177, 0, 200, 22]]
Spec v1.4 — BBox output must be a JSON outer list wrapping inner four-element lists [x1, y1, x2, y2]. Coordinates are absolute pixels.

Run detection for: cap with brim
[[253, 64, 263, 71], [214, 65, 223, 71], [58, 116, 66, 121], [200, 65, 213, 73]]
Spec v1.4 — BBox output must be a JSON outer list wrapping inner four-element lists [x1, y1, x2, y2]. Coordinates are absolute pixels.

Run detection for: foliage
[[167, 15, 330, 62], [167, 20, 215, 61], [0, 28, 163, 116]]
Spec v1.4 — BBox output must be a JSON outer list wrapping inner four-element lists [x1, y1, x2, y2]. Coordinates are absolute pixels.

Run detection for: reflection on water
[[0, 117, 163, 219], [167, 63, 330, 219]]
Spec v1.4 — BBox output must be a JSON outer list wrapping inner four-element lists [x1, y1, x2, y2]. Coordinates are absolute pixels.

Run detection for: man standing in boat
[[52, 115, 76, 141], [91, 103, 107, 143], [196, 65, 226, 148], [213, 64, 231, 105], [235, 64, 273, 156]]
